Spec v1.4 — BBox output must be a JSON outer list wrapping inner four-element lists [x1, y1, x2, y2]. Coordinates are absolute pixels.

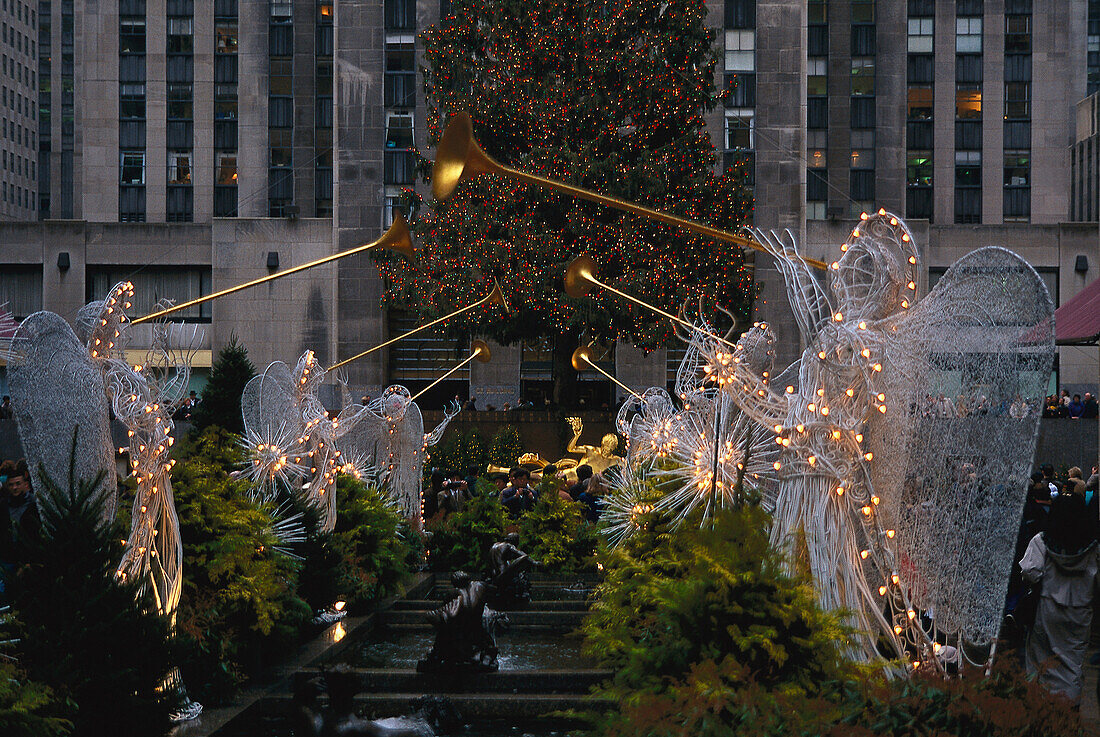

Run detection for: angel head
[[76, 281, 134, 359], [733, 322, 776, 378], [379, 385, 412, 422], [830, 211, 919, 322]]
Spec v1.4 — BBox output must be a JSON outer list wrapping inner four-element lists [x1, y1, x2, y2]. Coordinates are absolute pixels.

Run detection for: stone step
[[392, 598, 589, 612], [350, 693, 613, 718], [381, 610, 586, 627], [380, 621, 579, 635], [293, 668, 610, 694]]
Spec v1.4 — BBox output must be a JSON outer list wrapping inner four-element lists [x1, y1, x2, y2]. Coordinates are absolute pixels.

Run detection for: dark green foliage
[[0, 656, 70, 737], [295, 476, 417, 613], [488, 425, 525, 467], [190, 336, 256, 434], [518, 488, 596, 574], [7, 457, 177, 736], [836, 663, 1085, 737], [425, 494, 507, 574], [170, 428, 310, 703], [583, 503, 857, 737]]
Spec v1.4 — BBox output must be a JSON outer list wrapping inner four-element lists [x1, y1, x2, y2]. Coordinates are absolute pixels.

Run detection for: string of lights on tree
[[374, 0, 756, 349]]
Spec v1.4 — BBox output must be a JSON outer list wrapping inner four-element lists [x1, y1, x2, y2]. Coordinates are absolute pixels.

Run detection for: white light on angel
[[703, 211, 1054, 666]]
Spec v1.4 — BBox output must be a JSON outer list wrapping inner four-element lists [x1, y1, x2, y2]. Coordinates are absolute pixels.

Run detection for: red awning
[[1056, 277, 1100, 346]]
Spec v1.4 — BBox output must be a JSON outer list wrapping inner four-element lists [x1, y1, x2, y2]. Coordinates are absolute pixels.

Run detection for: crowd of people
[[1042, 390, 1100, 419], [423, 463, 604, 523], [1011, 461, 1100, 704]]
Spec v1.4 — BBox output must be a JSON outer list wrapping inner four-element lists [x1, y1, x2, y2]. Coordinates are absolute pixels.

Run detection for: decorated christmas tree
[[377, 0, 755, 404]]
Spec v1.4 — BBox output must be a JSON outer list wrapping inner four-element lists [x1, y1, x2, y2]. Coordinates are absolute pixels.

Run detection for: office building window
[[215, 21, 238, 53], [956, 17, 982, 53], [725, 30, 755, 71], [168, 150, 191, 184], [908, 17, 933, 53], [808, 57, 826, 96], [955, 85, 981, 119], [1005, 14, 1031, 53], [0, 265, 42, 319], [954, 151, 981, 224], [167, 16, 193, 53], [384, 0, 414, 30], [216, 152, 237, 185], [89, 267, 211, 322], [851, 57, 875, 95], [1004, 81, 1030, 119], [385, 112, 414, 149], [120, 151, 145, 184]]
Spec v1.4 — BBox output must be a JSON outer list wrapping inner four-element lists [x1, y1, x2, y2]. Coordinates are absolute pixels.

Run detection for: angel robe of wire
[[6, 311, 118, 528], [705, 211, 1054, 666], [337, 385, 460, 525]]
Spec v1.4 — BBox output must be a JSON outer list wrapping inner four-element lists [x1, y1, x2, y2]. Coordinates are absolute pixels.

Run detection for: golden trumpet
[[570, 345, 641, 399], [133, 213, 416, 325], [433, 111, 827, 271], [565, 255, 736, 347], [411, 339, 492, 402], [328, 283, 507, 372]]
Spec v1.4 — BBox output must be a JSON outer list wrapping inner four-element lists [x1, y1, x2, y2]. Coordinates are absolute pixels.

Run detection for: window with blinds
[[87, 267, 210, 322]]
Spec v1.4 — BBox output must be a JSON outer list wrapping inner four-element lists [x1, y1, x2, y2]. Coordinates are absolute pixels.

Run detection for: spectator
[[425, 470, 444, 520], [1020, 492, 1099, 702], [437, 469, 469, 516], [1009, 395, 1029, 419], [1060, 389, 1071, 407], [1065, 466, 1087, 497], [361, 395, 372, 406], [490, 473, 509, 496], [0, 459, 40, 567], [501, 467, 536, 517], [1068, 394, 1085, 419], [1087, 466, 1099, 495], [1041, 464, 1063, 498], [463, 397, 478, 412], [464, 465, 481, 495], [0, 395, 11, 420], [568, 464, 593, 501], [501, 403, 512, 412], [1082, 393, 1098, 419], [577, 472, 604, 523]]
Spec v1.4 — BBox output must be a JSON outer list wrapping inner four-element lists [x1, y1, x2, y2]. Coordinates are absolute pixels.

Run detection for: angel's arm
[[424, 400, 461, 447], [749, 228, 833, 344]]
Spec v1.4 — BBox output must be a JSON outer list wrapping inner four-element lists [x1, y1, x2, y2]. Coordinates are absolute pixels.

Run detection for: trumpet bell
[[570, 345, 595, 372], [472, 339, 492, 363], [432, 112, 502, 202], [564, 255, 597, 299], [375, 210, 416, 259], [487, 280, 510, 311]]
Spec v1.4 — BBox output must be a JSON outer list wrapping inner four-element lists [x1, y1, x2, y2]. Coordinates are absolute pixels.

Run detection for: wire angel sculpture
[[702, 211, 1054, 667], [337, 386, 461, 524], [606, 316, 778, 542], [240, 351, 372, 532]]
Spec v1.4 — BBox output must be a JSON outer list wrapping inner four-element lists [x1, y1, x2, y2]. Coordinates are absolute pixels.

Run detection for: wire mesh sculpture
[[7, 310, 118, 526], [605, 318, 779, 543], [240, 351, 367, 532], [337, 386, 461, 523], [701, 211, 1054, 666]]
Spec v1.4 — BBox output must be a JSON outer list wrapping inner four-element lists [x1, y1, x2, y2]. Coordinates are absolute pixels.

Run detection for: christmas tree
[[190, 336, 256, 434], [376, 0, 755, 404]]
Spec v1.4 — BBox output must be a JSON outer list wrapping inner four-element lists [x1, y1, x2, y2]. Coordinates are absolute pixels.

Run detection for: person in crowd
[[1082, 393, 1098, 419], [463, 397, 478, 412], [577, 472, 603, 523], [438, 469, 470, 515], [1041, 464, 1064, 498], [1068, 394, 1085, 419], [1066, 466, 1087, 496], [425, 469, 444, 520], [0, 396, 11, 420], [501, 467, 536, 517], [1060, 389, 1072, 407], [1086, 465, 1099, 495], [1009, 395, 1029, 419], [490, 473, 509, 496], [1020, 492, 1100, 702], [463, 465, 481, 496], [361, 395, 372, 406], [567, 464, 593, 501], [934, 393, 955, 417], [501, 403, 512, 412], [0, 460, 40, 575]]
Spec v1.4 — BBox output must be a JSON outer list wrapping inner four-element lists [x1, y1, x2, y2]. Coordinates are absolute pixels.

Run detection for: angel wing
[[424, 399, 462, 447], [7, 311, 118, 524], [864, 246, 1055, 649]]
